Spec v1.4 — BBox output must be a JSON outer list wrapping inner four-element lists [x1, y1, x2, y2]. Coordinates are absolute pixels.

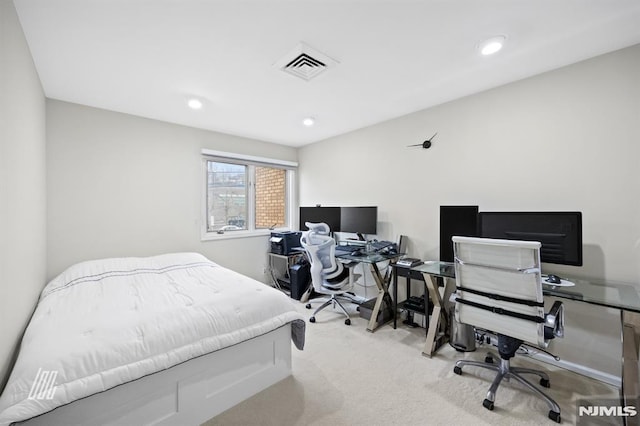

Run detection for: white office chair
[[301, 222, 359, 325], [451, 236, 565, 423]]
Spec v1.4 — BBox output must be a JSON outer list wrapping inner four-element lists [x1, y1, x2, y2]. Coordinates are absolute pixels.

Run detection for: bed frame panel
[[23, 324, 293, 426]]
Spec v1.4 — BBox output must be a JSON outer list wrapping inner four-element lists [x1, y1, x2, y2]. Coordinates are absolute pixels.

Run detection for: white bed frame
[[23, 324, 293, 426]]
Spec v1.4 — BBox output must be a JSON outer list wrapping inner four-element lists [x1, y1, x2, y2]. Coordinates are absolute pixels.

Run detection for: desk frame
[[392, 264, 455, 357], [421, 272, 455, 357], [330, 252, 402, 332], [365, 261, 398, 332]]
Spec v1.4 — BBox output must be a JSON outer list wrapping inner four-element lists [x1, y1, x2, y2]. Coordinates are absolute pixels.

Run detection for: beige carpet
[[204, 301, 618, 426]]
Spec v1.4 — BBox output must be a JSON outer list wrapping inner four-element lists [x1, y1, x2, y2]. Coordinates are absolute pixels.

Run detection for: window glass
[[255, 166, 286, 230], [206, 161, 247, 232]]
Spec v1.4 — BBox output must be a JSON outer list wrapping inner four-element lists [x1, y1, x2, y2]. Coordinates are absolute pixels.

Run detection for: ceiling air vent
[[274, 42, 338, 82]]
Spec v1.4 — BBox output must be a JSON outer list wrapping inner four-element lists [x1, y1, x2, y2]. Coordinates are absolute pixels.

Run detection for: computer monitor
[[440, 205, 479, 263], [299, 206, 341, 232], [339, 206, 377, 237], [478, 211, 583, 266]]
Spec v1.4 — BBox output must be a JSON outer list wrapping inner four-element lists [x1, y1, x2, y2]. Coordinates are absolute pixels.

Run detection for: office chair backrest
[[304, 221, 330, 237], [302, 222, 337, 271], [301, 222, 349, 291], [452, 236, 548, 347]]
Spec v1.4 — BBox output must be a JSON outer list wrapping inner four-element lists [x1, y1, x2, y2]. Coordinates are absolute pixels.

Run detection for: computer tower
[[439, 205, 479, 262], [289, 263, 310, 300]]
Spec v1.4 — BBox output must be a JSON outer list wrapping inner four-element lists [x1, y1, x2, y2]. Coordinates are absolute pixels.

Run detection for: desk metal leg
[[393, 267, 398, 329], [366, 261, 395, 332], [622, 311, 640, 426], [421, 274, 451, 357]]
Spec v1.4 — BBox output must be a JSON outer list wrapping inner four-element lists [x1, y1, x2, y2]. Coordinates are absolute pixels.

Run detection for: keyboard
[[335, 244, 363, 252], [370, 240, 393, 252]]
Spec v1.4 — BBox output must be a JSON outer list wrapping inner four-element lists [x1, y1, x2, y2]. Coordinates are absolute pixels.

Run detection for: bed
[[0, 252, 305, 425]]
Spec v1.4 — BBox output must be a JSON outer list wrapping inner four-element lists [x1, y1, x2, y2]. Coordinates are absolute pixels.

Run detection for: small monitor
[[299, 206, 341, 232], [478, 211, 583, 266], [340, 206, 377, 236]]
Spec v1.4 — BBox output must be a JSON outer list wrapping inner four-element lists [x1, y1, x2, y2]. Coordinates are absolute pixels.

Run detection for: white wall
[[46, 100, 297, 282], [298, 44, 640, 380], [299, 44, 640, 285], [0, 0, 47, 389]]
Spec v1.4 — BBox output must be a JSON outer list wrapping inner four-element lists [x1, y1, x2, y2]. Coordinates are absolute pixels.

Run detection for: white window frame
[[201, 149, 297, 241]]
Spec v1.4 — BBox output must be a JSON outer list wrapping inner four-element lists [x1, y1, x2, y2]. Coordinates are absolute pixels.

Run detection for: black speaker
[[289, 263, 310, 300], [439, 206, 479, 262]]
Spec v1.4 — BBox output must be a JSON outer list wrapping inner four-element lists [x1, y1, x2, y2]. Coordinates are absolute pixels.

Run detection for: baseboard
[[529, 353, 621, 388]]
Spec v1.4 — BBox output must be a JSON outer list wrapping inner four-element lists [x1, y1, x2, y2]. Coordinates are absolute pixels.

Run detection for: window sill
[[201, 228, 290, 241]]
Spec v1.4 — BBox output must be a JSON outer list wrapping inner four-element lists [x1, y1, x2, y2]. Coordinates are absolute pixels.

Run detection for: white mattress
[[0, 253, 305, 425]]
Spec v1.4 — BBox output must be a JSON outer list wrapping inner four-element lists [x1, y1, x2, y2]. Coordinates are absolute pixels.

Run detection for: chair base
[[305, 294, 356, 325], [454, 352, 561, 423]]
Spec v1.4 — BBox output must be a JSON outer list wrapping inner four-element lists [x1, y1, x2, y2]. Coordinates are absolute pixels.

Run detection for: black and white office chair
[[451, 236, 565, 423], [301, 222, 359, 325]]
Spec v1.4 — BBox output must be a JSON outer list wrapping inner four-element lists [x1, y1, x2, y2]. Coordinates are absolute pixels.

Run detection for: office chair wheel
[[548, 410, 561, 423], [482, 399, 494, 410], [309, 316, 316, 323], [345, 318, 351, 325], [453, 366, 462, 375], [540, 378, 550, 388], [306, 304, 312, 309]]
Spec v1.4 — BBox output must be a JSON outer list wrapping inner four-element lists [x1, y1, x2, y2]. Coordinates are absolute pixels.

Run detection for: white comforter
[[0, 253, 305, 425]]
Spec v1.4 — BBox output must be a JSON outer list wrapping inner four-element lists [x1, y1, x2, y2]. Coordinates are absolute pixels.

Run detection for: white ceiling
[[14, 0, 640, 147]]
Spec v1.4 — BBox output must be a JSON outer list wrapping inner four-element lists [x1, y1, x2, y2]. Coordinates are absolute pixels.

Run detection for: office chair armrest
[[545, 301, 564, 339]]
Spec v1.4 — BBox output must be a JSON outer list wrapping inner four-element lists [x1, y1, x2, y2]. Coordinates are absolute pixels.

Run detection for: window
[[202, 150, 297, 238], [206, 161, 248, 231], [254, 166, 287, 229]]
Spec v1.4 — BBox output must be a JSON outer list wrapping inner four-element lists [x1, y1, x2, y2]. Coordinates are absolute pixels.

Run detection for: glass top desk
[[414, 260, 640, 313], [336, 251, 404, 332], [411, 261, 640, 409]]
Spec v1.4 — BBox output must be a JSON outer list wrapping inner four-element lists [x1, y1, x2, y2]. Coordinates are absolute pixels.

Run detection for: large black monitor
[[478, 211, 583, 266], [340, 206, 377, 236], [299, 206, 341, 232], [440, 205, 479, 263]]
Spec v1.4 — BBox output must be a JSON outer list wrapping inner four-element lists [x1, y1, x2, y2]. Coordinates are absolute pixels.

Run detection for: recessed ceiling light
[[302, 117, 315, 127], [187, 98, 203, 110], [479, 36, 506, 56]]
